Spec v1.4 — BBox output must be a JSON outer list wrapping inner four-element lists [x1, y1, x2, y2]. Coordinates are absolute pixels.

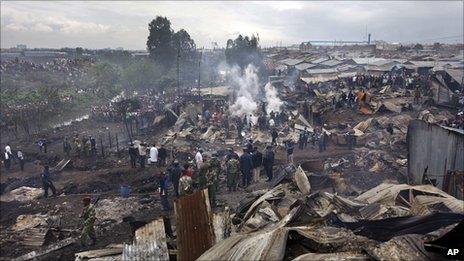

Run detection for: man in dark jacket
[[263, 145, 275, 181], [158, 145, 167, 167], [128, 143, 138, 168], [251, 147, 263, 183], [167, 160, 182, 197], [285, 140, 294, 164], [239, 149, 253, 187], [41, 165, 57, 198], [271, 129, 278, 145]]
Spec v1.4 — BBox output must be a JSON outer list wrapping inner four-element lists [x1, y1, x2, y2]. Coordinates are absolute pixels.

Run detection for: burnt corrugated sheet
[[407, 120, 464, 199], [122, 218, 169, 260], [175, 189, 214, 261]]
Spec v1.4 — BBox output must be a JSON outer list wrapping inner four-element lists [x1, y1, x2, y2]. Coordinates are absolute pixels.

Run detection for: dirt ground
[[0, 97, 434, 259]]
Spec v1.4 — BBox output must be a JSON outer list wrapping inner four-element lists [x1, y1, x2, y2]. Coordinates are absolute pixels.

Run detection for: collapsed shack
[[70, 163, 462, 261], [407, 120, 464, 199], [198, 165, 464, 260]]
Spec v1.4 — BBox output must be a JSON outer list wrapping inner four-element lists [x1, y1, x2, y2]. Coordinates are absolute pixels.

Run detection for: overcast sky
[[1, 1, 463, 50]]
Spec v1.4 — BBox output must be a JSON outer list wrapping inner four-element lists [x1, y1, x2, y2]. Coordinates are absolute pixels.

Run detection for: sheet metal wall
[[407, 120, 464, 194], [174, 189, 214, 261]]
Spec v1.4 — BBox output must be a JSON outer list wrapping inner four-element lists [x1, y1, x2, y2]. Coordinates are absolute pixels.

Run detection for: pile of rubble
[[199, 166, 463, 260], [70, 164, 463, 260]]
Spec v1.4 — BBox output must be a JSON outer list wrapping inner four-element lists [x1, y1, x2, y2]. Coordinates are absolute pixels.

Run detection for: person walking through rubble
[[63, 137, 71, 157], [148, 144, 158, 165], [226, 157, 240, 191], [158, 144, 167, 167], [17, 149, 25, 171], [41, 165, 57, 198], [263, 145, 275, 181], [298, 130, 306, 150], [159, 171, 170, 211], [252, 147, 263, 183], [285, 140, 295, 164], [74, 135, 81, 157], [206, 153, 221, 207], [138, 142, 147, 169], [414, 87, 421, 104], [128, 143, 138, 168], [167, 160, 182, 197], [179, 164, 193, 196], [271, 128, 278, 145], [3, 149, 11, 171], [239, 149, 253, 187], [90, 136, 96, 156], [226, 147, 239, 161], [80, 197, 97, 246], [195, 149, 203, 169]]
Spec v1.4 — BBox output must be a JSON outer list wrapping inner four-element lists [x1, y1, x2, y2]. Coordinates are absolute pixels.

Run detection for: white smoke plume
[[228, 64, 260, 117], [227, 64, 284, 118], [264, 82, 283, 114]]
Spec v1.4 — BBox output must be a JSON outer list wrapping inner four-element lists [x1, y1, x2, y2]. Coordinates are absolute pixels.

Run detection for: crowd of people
[[0, 57, 94, 78], [125, 139, 276, 211]]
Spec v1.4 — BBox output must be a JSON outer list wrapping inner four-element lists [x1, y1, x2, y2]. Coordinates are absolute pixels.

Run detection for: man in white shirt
[[5, 144, 11, 154], [4, 151, 11, 171], [149, 144, 158, 165], [195, 149, 203, 169]]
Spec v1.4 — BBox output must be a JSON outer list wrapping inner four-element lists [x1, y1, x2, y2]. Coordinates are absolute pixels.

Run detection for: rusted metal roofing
[[174, 189, 215, 260]]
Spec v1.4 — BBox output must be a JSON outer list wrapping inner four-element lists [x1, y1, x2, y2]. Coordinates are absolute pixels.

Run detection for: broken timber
[[12, 237, 76, 261]]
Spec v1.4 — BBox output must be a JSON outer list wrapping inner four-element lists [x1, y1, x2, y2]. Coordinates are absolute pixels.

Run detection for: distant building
[[131, 52, 150, 58], [16, 44, 27, 50], [23, 51, 67, 58], [299, 42, 312, 53]]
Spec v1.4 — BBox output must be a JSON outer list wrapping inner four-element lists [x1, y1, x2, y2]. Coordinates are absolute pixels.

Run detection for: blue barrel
[[120, 185, 131, 198]]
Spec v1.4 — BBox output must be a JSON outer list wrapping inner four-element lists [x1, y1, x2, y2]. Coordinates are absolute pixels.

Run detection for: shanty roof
[[280, 58, 305, 66], [337, 64, 360, 72], [295, 63, 317, 71], [364, 65, 394, 72], [305, 68, 339, 75], [319, 59, 344, 67], [310, 57, 329, 64], [444, 69, 464, 84], [352, 58, 388, 65]]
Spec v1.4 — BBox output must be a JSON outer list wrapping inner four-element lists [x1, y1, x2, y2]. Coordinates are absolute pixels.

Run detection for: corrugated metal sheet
[[175, 189, 215, 260], [122, 218, 169, 260], [122, 242, 165, 260], [407, 120, 464, 197]]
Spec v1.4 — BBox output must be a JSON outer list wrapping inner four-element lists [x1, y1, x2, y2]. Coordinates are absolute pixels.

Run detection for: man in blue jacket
[[239, 149, 253, 187]]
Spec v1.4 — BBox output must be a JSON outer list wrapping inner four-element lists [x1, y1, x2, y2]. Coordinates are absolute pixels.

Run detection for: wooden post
[[108, 131, 112, 148], [116, 134, 119, 156], [100, 136, 105, 157]]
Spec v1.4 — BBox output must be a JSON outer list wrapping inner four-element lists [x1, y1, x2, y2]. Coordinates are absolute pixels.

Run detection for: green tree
[[122, 60, 162, 92], [413, 43, 424, 51], [433, 42, 442, 51], [88, 63, 121, 97], [225, 34, 262, 69], [147, 16, 175, 70]]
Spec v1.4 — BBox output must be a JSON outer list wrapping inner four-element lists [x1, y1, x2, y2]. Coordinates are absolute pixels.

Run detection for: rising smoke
[[228, 64, 260, 117], [227, 64, 283, 117], [264, 82, 283, 114]]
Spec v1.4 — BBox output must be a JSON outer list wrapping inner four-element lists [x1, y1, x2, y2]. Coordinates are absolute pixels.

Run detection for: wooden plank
[[13, 237, 76, 261]]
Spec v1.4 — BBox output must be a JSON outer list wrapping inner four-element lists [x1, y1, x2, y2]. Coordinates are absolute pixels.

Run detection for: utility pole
[[198, 48, 203, 92], [177, 41, 180, 90]]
